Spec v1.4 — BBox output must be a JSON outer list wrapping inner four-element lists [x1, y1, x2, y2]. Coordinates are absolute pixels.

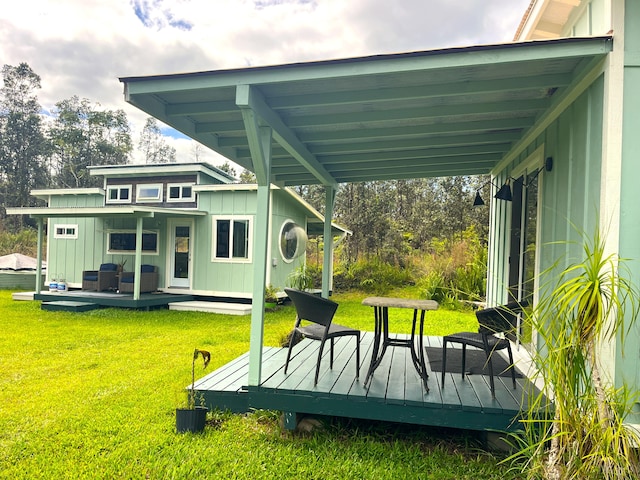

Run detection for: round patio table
[[362, 297, 438, 392]]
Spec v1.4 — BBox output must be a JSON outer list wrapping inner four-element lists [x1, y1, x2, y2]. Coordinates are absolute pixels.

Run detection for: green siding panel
[[488, 76, 605, 308]]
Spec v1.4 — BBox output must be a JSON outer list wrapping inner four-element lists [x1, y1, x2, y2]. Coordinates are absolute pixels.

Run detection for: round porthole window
[[280, 221, 307, 262]]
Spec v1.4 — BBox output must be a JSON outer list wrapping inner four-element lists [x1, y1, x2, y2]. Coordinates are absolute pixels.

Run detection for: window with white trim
[[167, 183, 194, 202], [212, 217, 251, 262], [106, 185, 132, 204], [136, 184, 163, 202], [53, 224, 78, 239], [107, 230, 159, 255]]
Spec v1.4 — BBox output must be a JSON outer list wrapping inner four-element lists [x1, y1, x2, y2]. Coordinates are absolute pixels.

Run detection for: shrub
[[333, 257, 413, 295], [0, 228, 41, 257]]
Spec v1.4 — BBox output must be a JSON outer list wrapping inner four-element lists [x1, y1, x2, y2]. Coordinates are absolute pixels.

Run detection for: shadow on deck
[[195, 332, 543, 432]]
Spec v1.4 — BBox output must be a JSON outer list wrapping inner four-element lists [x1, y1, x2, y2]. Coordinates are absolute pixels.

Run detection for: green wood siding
[[617, 0, 640, 403], [191, 189, 306, 296], [488, 76, 605, 309], [268, 190, 307, 292]]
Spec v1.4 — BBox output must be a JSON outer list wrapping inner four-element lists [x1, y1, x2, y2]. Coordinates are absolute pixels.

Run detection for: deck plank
[[385, 345, 407, 405], [196, 334, 544, 433]]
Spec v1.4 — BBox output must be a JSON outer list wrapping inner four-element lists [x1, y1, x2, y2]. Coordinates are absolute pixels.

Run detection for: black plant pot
[[175, 406, 208, 433]]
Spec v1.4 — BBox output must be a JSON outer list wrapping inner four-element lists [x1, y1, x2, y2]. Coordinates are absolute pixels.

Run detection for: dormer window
[[167, 183, 195, 202], [136, 184, 163, 203], [106, 185, 132, 204]]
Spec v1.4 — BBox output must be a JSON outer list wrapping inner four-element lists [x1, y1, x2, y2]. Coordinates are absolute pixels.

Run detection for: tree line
[[0, 62, 176, 229], [294, 176, 489, 265]]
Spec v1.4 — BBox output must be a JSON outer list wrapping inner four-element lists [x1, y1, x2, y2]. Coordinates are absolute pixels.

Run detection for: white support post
[[322, 186, 335, 299], [133, 217, 143, 301], [237, 84, 273, 387], [247, 126, 272, 386]]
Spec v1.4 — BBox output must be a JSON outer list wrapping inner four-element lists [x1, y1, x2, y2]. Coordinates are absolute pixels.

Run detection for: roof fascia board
[[494, 53, 608, 173], [236, 84, 338, 189], [516, 0, 551, 41], [88, 162, 234, 182], [31, 188, 103, 197], [121, 37, 613, 94], [5, 206, 207, 218]]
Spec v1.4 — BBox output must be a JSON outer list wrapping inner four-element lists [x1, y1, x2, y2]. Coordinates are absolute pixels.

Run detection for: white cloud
[[0, 0, 531, 167]]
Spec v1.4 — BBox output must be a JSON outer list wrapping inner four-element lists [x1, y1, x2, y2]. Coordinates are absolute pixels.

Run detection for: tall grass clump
[[510, 227, 640, 479]]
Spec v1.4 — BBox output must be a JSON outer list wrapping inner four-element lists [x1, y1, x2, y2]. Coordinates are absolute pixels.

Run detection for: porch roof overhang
[[5, 206, 207, 219], [119, 35, 612, 187]]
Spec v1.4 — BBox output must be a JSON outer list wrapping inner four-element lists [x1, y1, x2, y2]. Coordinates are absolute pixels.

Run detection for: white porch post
[[237, 84, 273, 387], [35, 218, 44, 293], [133, 216, 143, 300], [322, 186, 335, 299]]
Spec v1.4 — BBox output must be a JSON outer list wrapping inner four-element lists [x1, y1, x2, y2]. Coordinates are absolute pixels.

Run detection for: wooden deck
[[34, 290, 194, 310], [195, 332, 542, 432]]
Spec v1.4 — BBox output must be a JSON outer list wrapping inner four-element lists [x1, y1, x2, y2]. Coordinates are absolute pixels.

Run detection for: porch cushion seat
[[82, 263, 118, 291], [119, 264, 155, 283], [118, 265, 159, 293]]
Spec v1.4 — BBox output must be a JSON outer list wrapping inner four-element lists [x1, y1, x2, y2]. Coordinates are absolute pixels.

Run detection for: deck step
[[12, 291, 35, 301], [168, 301, 251, 315], [41, 300, 101, 312]]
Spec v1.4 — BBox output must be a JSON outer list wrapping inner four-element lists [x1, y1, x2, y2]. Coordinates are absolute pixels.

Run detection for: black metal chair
[[441, 300, 527, 398], [284, 288, 361, 385]]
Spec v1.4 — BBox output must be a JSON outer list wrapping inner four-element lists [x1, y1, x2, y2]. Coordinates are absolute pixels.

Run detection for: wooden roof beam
[[236, 84, 337, 189]]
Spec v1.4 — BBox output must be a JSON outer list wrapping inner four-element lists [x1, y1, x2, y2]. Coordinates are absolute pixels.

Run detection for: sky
[[0, 0, 531, 167]]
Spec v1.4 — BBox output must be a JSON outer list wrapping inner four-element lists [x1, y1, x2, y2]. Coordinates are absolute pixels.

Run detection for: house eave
[[6, 206, 207, 218]]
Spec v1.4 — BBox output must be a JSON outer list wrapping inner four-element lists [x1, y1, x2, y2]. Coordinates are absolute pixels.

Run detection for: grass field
[[0, 289, 520, 479]]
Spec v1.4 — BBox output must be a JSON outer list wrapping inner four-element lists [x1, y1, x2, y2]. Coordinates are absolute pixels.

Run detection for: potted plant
[[175, 348, 210, 433], [264, 284, 279, 310], [117, 258, 127, 273]]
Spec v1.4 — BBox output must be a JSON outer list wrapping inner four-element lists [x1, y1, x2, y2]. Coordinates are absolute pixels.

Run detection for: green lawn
[[0, 290, 520, 479]]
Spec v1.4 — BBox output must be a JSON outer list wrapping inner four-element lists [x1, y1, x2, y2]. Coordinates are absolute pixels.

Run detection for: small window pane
[[232, 220, 248, 258], [138, 187, 160, 199], [120, 188, 129, 200], [182, 186, 192, 198], [169, 186, 180, 199], [216, 220, 230, 258]]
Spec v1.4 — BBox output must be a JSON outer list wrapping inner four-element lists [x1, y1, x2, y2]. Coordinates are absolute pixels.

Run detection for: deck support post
[[282, 412, 299, 431], [322, 186, 335, 299], [238, 84, 273, 387]]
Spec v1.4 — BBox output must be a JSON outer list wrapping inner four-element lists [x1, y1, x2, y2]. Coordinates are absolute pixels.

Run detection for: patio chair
[[284, 288, 360, 385], [441, 300, 528, 398], [82, 263, 118, 291], [118, 264, 159, 293]]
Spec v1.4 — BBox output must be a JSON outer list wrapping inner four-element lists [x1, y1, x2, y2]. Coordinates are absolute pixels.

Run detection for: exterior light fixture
[[473, 157, 553, 206], [494, 180, 513, 201]]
